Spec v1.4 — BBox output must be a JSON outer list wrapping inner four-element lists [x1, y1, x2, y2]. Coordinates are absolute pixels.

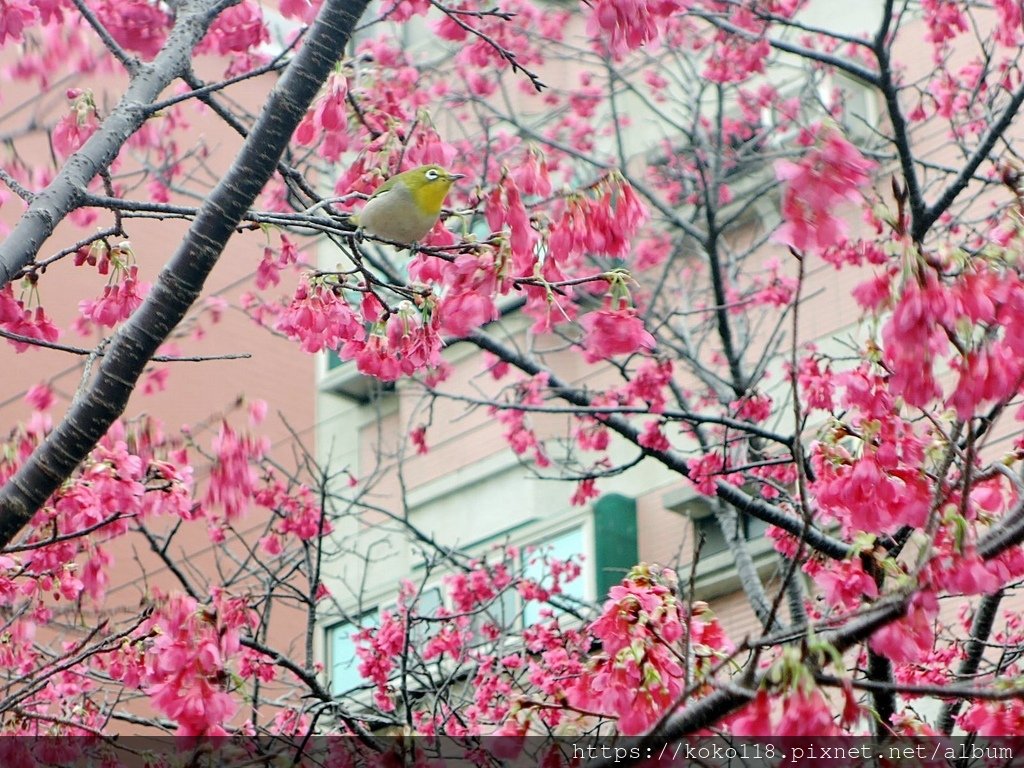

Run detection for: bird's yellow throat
[[417, 181, 453, 215]]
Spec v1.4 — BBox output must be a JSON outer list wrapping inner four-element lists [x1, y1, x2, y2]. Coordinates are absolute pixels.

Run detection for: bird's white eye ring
[[425, 169, 439, 180]]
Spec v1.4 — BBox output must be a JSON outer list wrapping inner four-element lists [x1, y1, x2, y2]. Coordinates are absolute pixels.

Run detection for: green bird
[[352, 164, 464, 244]]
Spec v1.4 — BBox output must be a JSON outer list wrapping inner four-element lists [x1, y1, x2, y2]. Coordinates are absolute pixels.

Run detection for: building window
[[694, 513, 769, 557], [328, 612, 376, 696], [522, 526, 586, 626], [405, 586, 444, 643], [327, 587, 445, 696], [325, 498, 640, 692]]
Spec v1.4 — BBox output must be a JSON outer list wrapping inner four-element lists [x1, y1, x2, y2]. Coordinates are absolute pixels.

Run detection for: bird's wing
[[367, 175, 398, 201]]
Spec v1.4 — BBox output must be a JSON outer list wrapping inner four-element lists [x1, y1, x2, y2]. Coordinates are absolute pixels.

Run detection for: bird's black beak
[[448, 173, 466, 181]]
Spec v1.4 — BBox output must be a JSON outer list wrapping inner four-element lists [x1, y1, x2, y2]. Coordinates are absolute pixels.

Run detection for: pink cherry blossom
[[200, 1, 268, 56], [205, 422, 266, 522], [78, 266, 149, 328], [869, 590, 939, 664], [94, 0, 170, 59], [580, 305, 655, 362], [564, 565, 719, 735], [0, 0, 35, 45], [276, 277, 365, 354], [140, 594, 241, 735], [813, 558, 879, 609], [775, 128, 875, 253], [585, 0, 688, 57]]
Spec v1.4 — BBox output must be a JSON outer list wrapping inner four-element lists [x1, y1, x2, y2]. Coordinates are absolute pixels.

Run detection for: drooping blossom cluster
[[729, 665, 853, 737], [870, 261, 1024, 419], [255, 234, 301, 290], [119, 592, 252, 735], [77, 261, 149, 333], [585, 0, 690, 58], [197, 0, 269, 74], [94, 0, 170, 59], [275, 277, 364, 354], [564, 565, 731, 734], [580, 297, 656, 363], [0, 283, 60, 352], [295, 71, 351, 162], [52, 88, 98, 159], [256, 478, 333, 554], [774, 126, 875, 253], [204, 422, 268, 523]]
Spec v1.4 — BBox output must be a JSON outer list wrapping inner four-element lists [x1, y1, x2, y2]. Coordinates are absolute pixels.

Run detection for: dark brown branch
[[914, 82, 1024, 240], [625, 597, 908, 754], [0, 0, 221, 286], [871, 0, 927, 239], [0, 327, 250, 361], [937, 589, 1004, 734], [0, 0, 373, 548]]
